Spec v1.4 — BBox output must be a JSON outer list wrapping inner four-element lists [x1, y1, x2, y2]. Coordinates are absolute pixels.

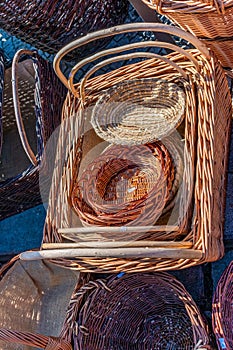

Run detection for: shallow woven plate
[[91, 78, 186, 145]]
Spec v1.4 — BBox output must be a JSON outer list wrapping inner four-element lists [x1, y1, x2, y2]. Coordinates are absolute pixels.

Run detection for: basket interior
[[0, 60, 37, 181]]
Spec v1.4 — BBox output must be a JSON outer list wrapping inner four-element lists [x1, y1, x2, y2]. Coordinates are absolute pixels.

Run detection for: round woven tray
[[71, 141, 175, 230], [91, 78, 186, 145], [72, 273, 210, 349]]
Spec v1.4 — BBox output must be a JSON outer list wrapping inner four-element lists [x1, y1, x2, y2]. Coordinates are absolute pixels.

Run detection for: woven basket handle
[[76, 45, 190, 99], [0, 328, 72, 349], [54, 23, 210, 90], [78, 51, 188, 100], [12, 49, 38, 166]]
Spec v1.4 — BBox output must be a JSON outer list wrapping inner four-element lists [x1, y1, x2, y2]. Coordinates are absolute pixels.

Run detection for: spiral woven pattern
[[71, 141, 174, 230], [73, 273, 210, 349], [91, 79, 185, 145]]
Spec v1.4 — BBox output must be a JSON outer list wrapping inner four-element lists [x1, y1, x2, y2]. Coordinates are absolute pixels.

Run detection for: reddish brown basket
[[0, 268, 211, 349], [212, 260, 233, 350], [21, 23, 232, 272], [142, 0, 233, 69], [71, 141, 175, 231]]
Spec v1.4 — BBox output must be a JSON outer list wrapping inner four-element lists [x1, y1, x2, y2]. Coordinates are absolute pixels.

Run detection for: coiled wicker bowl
[[91, 79, 185, 145], [71, 141, 175, 232]]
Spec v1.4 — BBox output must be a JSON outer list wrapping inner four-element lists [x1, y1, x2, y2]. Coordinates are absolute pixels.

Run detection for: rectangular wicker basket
[[21, 23, 232, 273], [142, 0, 233, 70]]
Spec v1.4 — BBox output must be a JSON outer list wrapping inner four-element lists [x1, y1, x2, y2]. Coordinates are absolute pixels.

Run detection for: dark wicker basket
[[0, 271, 211, 349], [0, 0, 128, 60], [0, 49, 66, 220], [212, 260, 233, 350]]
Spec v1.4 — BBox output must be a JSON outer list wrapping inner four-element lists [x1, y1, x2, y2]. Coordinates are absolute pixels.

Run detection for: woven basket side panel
[[0, 0, 128, 56], [193, 54, 231, 261], [0, 57, 66, 221], [212, 261, 233, 349]]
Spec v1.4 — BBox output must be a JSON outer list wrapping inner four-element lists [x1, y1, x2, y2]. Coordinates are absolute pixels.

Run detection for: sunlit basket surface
[[142, 0, 233, 69], [40, 23, 232, 272], [91, 79, 185, 145]]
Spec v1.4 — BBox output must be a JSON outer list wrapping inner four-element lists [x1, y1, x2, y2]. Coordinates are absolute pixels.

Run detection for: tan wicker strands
[[212, 261, 233, 350], [0, 270, 211, 349], [142, 0, 233, 69], [29, 23, 232, 273], [71, 142, 175, 232], [91, 79, 185, 145]]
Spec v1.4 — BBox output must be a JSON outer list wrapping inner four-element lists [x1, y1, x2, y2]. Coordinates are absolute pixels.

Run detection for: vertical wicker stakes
[[21, 23, 232, 272], [212, 261, 233, 350], [0, 49, 66, 220], [142, 0, 233, 70], [0, 268, 211, 349]]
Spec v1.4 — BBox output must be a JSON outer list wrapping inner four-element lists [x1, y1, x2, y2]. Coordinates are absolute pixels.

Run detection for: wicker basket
[[0, 0, 128, 60], [71, 141, 175, 231], [22, 23, 232, 272], [91, 78, 185, 145], [142, 0, 233, 69], [212, 260, 233, 350], [0, 269, 211, 349], [0, 49, 66, 220]]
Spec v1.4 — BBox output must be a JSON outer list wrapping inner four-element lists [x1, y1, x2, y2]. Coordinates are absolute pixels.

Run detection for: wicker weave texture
[[91, 79, 185, 145], [71, 142, 175, 231], [0, 51, 66, 220], [0, 265, 210, 349], [212, 261, 233, 350], [71, 273, 210, 349], [0, 0, 128, 59], [41, 24, 232, 272], [142, 0, 233, 68]]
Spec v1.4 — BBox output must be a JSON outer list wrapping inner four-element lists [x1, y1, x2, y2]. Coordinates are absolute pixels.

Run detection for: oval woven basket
[[91, 78, 185, 145], [212, 260, 233, 350], [0, 271, 211, 349], [0, 0, 128, 60], [71, 141, 175, 232], [0, 49, 66, 220]]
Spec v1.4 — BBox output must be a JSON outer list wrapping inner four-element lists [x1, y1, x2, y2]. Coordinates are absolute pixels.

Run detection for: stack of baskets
[[31, 22, 232, 273], [0, 2, 232, 349]]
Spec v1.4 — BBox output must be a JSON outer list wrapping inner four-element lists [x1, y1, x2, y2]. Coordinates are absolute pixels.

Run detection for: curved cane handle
[[12, 49, 38, 166], [54, 22, 210, 90], [77, 51, 188, 101]]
